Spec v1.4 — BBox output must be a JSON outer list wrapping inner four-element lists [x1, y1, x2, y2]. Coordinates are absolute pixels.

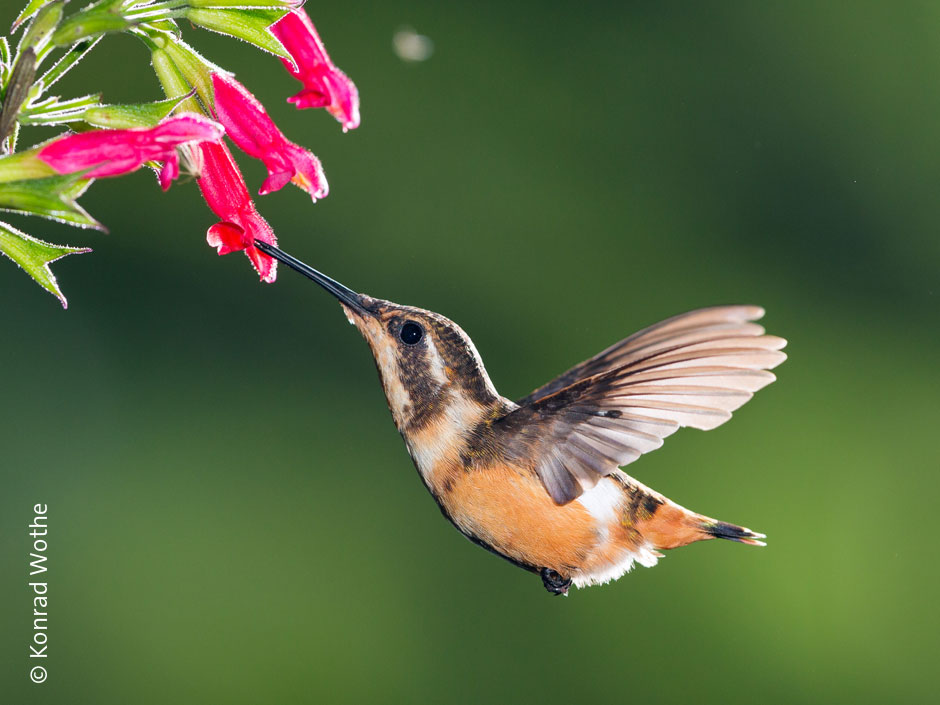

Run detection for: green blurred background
[[2, 1, 938, 703]]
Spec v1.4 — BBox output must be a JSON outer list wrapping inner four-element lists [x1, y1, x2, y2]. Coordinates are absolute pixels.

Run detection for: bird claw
[[540, 568, 572, 595]]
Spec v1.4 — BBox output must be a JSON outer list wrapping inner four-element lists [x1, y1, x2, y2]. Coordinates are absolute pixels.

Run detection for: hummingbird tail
[[699, 519, 767, 547], [630, 490, 766, 550]]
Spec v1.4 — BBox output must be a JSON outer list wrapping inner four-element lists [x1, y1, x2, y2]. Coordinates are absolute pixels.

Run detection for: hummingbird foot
[[540, 568, 572, 596]]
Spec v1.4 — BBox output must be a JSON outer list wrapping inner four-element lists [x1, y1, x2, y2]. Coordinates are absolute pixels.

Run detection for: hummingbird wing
[[497, 306, 786, 504], [517, 306, 772, 405]]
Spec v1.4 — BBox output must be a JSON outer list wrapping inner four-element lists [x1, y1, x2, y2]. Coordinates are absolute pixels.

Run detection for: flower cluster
[[37, 114, 225, 190], [0, 2, 360, 306]]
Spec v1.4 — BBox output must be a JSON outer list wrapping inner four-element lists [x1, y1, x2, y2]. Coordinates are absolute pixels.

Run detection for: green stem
[[37, 37, 101, 92], [0, 48, 37, 150], [6, 122, 21, 154], [19, 112, 86, 126], [20, 94, 102, 120]]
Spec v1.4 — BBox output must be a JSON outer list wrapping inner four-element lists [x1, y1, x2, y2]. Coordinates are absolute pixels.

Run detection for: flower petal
[[285, 144, 328, 200], [259, 168, 293, 196], [197, 140, 252, 216], [197, 141, 278, 282], [210, 72, 276, 159], [151, 113, 225, 146], [37, 114, 223, 182], [270, 9, 360, 131], [158, 153, 179, 192], [246, 243, 276, 283], [211, 72, 329, 199], [206, 221, 249, 255], [286, 87, 330, 110]]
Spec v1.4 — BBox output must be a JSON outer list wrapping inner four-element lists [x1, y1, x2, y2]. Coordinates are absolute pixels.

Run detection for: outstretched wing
[[495, 306, 786, 504]]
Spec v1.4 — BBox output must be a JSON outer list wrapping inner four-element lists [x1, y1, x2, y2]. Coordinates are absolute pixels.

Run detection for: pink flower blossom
[[211, 73, 328, 201], [37, 114, 223, 191], [197, 141, 277, 282], [270, 9, 360, 131]]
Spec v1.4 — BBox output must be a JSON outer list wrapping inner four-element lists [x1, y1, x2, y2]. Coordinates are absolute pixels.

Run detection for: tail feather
[[617, 477, 766, 550], [633, 498, 767, 550], [701, 520, 767, 546]]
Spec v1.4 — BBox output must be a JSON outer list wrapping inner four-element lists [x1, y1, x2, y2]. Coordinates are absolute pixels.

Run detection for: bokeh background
[[2, 1, 938, 703]]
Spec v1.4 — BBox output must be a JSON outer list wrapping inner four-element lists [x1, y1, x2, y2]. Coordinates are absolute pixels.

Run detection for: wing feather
[[496, 306, 786, 504], [517, 305, 770, 405]]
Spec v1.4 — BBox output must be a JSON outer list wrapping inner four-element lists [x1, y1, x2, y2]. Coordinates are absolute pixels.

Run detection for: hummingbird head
[[255, 242, 502, 432]]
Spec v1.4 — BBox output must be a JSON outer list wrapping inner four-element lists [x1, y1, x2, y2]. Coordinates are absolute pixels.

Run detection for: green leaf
[[184, 8, 289, 58], [83, 92, 193, 128], [0, 37, 10, 77], [0, 219, 90, 308], [0, 147, 58, 183], [0, 173, 102, 229], [11, 0, 56, 33]]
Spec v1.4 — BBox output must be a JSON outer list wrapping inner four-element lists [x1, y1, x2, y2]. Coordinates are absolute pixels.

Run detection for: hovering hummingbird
[[255, 241, 786, 594]]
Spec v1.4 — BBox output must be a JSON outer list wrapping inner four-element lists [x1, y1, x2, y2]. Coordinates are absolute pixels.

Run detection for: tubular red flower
[[270, 9, 360, 131], [37, 114, 223, 190], [197, 141, 277, 282], [211, 72, 328, 201]]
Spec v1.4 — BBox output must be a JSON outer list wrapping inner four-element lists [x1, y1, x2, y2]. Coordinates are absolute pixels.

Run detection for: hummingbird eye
[[399, 321, 424, 345]]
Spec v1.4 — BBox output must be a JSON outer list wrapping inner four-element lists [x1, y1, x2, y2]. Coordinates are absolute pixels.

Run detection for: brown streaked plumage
[[255, 241, 786, 594]]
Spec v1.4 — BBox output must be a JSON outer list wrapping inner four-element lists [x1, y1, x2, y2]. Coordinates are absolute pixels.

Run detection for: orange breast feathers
[[437, 462, 604, 573]]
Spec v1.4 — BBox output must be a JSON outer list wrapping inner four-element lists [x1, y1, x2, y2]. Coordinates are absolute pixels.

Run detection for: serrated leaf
[[185, 9, 289, 58], [0, 173, 102, 229], [0, 219, 90, 307]]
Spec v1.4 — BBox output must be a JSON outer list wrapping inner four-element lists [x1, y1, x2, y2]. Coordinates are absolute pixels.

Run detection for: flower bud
[[21, 1, 65, 52], [151, 48, 203, 115], [157, 41, 220, 111]]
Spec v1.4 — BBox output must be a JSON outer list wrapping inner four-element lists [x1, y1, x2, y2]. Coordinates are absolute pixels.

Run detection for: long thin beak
[[254, 240, 369, 313]]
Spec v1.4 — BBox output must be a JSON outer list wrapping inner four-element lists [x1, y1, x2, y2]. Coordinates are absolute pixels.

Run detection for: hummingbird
[[255, 240, 786, 594]]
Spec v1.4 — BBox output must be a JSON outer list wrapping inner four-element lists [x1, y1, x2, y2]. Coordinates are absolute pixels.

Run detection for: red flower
[[197, 141, 277, 282], [37, 114, 223, 191], [211, 72, 328, 201], [270, 9, 360, 131]]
